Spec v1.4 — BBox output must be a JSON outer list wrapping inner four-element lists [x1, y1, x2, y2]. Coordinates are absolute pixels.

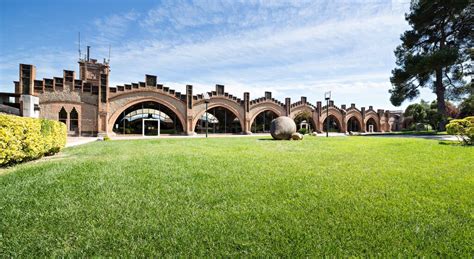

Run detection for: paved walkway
[[363, 134, 458, 141], [66, 137, 98, 147], [110, 133, 270, 140], [67, 132, 458, 147]]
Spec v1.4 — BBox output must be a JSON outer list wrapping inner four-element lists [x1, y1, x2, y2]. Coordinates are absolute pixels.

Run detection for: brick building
[[0, 55, 405, 136]]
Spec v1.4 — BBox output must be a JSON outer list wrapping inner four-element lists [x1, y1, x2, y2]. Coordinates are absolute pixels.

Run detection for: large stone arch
[[290, 105, 317, 131], [364, 111, 380, 132], [319, 107, 344, 132], [108, 91, 187, 135], [248, 102, 285, 126], [289, 105, 314, 119], [192, 97, 245, 132], [345, 110, 363, 132]]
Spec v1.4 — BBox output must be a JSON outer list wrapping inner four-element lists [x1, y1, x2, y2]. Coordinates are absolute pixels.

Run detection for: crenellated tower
[[78, 50, 110, 133]]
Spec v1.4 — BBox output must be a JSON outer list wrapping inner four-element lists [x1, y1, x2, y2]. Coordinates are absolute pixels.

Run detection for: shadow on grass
[[438, 140, 473, 147], [0, 152, 71, 171]]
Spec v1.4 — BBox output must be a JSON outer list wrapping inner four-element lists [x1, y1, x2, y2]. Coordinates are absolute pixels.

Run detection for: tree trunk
[[435, 68, 448, 131]]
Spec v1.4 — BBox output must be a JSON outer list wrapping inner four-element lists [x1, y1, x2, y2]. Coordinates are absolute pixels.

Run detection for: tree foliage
[[430, 100, 459, 118], [404, 103, 428, 124], [389, 0, 473, 130], [404, 99, 460, 130], [459, 94, 474, 117], [458, 83, 474, 117]]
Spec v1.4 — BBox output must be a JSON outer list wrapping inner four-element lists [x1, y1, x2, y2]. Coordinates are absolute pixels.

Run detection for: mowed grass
[[0, 136, 473, 257]]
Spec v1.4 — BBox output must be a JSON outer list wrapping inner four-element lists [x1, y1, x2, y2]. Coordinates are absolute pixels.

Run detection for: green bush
[[0, 114, 66, 166], [446, 116, 474, 145], [298, 128, 308, 135], [415, 123, 432, 131]]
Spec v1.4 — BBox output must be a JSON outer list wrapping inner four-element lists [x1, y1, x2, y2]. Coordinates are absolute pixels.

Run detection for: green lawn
[[1, 137, 473, 257]]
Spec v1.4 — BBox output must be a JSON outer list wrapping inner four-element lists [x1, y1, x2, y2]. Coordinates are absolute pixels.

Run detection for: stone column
[[185, 85, 195, 135], [340, 105, 347, 133], [316, 101, 322, 132], [243, 92, 251, 134], [265, 91, 271, 99], [341, 111, 347, 133], [285, 97, 291, 116], [377, 109, 385, 132], [361, 107, 366, 132], [384, 110, 391, 132]]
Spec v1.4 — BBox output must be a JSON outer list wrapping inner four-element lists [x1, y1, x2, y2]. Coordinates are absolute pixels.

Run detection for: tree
[[459, 94, 474, 117], [458, 82, 474, 117], [389, 0, 473, 130], [404, 103, 428, 124], [430, 100, 459, 118]]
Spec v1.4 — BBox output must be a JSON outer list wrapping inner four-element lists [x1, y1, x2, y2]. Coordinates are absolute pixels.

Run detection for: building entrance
[[143, 119, 160, 136]]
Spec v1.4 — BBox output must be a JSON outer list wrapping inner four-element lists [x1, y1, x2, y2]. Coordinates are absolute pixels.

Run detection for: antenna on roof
[[108, 44, 111, 64], [78, 32, 82, 60]]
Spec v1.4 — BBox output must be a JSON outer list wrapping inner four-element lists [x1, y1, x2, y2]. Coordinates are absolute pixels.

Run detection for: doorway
[[142, 119, 160, 136]]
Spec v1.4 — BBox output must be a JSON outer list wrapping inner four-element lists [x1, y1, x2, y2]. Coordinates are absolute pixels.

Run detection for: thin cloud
[[0, 1, 433, 109]]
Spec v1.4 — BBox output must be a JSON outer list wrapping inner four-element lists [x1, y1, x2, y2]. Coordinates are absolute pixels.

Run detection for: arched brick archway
[[322, 115, 343, 132], [108, 93, 187, 135], [345, 110, 363, 132], [346, 116, 362, 132], [192, 98, 245, 133], [319, 107, 344, 132], [290, 105, 317, 132], [248, 102, 285, 127], [364, 112, 380, 132], [289, 105, 314, 119]]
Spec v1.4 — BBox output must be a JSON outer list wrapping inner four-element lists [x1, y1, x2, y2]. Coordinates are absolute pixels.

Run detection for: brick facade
[[4, 59, 406, 136]]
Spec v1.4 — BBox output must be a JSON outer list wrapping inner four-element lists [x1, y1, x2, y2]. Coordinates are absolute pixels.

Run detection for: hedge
[[446, 116, 474, 145], [0, 114, 67, 166]]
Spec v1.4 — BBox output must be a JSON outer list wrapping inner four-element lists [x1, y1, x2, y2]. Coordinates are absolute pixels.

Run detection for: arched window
[[70, 108, 79, 132], [195, 106, 242, 134], [366, 118, 378, 132], [59, 107, 67, 124], [347, 117, 361, 132], [251, 110, 278, 133], [113, 101, 184, 135], [323, 115, 341, 132]]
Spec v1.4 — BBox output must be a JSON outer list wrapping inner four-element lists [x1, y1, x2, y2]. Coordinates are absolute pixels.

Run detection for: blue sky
[[0, 0, 436, 110]]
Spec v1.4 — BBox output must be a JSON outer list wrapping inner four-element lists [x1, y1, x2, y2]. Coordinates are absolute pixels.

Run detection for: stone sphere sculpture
[[270, 116, 297, 140]]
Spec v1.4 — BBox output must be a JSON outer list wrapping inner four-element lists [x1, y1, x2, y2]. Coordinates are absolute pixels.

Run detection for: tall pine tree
[[389, 0, 472, 130]]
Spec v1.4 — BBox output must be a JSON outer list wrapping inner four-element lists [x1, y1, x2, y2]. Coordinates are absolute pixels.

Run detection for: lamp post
[[204, 92, 210, 138], [324, 91, 331, 138]]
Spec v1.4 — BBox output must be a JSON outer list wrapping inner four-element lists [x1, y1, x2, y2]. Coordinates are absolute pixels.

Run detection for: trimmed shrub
[[446, 116, 474, 145], [298, 128, 308, 135], [0, 114, 66, 166]]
